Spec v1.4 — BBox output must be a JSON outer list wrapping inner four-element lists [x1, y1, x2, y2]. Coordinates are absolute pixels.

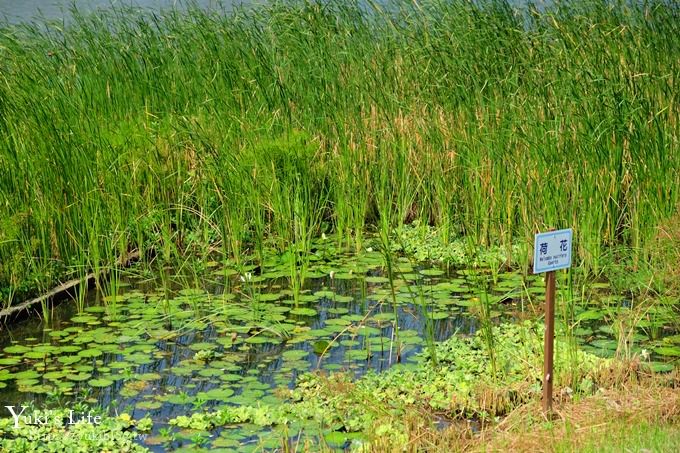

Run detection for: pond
[[0, 0, 236, 23], [0, 0, 556, 24], [0, 240, 677, 450]]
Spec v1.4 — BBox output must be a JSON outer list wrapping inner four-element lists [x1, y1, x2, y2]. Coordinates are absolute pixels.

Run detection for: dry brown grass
[[481, 382, 680, 452], [360, 369, 680, 453], [650, 208, 680, 292]]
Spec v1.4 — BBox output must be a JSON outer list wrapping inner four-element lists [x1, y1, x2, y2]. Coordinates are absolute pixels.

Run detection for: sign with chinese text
[[533, 228, 573, 274]]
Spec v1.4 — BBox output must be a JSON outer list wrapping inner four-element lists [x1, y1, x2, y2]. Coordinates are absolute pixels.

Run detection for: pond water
[[0, 0, 250, 23], [0, 243, 677, 450], [0, 0, 556, 25]]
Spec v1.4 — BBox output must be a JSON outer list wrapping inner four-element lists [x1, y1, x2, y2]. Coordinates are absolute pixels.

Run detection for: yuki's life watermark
[[2, 404, 150, 445], [4, 405, 102, 429]]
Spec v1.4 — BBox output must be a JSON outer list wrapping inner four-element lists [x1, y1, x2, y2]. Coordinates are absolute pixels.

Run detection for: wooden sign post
[[542, 269, 556, 413], [533, 228, 573, 414]]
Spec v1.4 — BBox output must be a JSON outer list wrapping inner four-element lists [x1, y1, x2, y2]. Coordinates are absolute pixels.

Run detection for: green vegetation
[[153, 320, 605, 448], [0, 319, 645, 451], [555, 422, 680, 453], [483, 382, 680, 452], [0, 0, 678, 306], [282, 322, 606, 429], [0, 0, 679, 451], [0, 239, 674, 450]]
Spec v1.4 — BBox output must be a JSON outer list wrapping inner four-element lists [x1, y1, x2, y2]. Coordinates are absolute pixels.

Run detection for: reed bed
[[0, 0, 678, 306]]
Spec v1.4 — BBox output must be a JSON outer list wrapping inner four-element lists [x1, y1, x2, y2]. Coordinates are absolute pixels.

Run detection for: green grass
[[0, 0, 678, 306], [554, 420, 680, 453]]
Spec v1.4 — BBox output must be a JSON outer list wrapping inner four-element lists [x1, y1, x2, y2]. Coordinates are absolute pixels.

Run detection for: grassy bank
[[0, 0, 678, 306], [481, 383, 680, 452]]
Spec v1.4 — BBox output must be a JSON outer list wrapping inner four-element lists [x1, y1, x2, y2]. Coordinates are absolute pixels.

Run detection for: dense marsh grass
[[0, 0, 678, 306]]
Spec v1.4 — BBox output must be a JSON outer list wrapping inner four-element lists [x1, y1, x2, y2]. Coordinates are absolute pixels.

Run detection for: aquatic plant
[[275, 320, 608, 448]]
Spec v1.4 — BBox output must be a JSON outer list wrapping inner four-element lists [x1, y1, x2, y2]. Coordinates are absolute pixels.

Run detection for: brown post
[[543, 270, 556, 414]]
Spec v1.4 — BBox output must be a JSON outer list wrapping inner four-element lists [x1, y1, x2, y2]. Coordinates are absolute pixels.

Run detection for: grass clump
[[392, 221, 522, 268], [0, 0, 678, 308], [483, 382, 680, 453]]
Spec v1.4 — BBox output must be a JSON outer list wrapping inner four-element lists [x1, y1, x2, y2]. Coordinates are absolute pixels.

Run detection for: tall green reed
[[0, 0, 677, 306]]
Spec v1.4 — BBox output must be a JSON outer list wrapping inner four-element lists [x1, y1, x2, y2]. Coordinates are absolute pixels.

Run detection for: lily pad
[[78, 348, 103, 358], [420, 269, 445, 276], [58, 355, 82, 365], [313, 340, 331, 355], [137, 372, 162, 381], [577, 310, 604, 321], [198, 388, 235, 401], [282, 349, 308, 361], [188, 342, 218, 351], [345, 349, 370, 360], [0, 357, 21, 366], [654, 346, 680, 357], [136, 400, 163, 410], [89, 378, 114, 388], [289, 307, 318, 316], [66, 372, 92, 382], [4, 345, 30, 354]]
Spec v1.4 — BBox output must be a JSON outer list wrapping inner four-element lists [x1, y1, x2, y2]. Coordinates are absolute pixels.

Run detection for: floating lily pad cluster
[[0, 246, 677, 450]]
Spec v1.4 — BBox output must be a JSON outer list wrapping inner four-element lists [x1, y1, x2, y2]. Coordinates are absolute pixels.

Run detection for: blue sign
[[533, 228, 573, 274]]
